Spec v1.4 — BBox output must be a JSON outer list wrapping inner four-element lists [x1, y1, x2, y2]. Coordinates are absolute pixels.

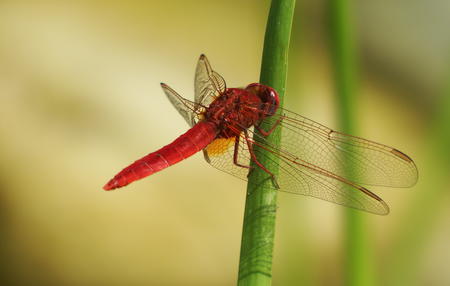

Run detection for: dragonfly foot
[[271, 176, 280, 189], [246, 167, 256, 178]]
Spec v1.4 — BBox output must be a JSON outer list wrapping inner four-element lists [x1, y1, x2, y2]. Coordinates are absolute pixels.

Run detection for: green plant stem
[[386, 66, 450, 286], [237, 1, 296, 285], [328, 1, 376, 286]]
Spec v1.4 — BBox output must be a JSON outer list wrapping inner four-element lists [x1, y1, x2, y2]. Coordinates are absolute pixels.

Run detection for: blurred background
[[1, 0, 449, 285]]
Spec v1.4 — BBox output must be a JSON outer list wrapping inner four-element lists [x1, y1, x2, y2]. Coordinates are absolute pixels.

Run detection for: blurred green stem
[[237, 0, 295, 285], [328, 0, 376, 285], [386, 66, 450, 286]]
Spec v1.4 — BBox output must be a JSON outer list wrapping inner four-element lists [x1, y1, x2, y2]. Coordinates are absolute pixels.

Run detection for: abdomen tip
[[103, 180, 118, 191]]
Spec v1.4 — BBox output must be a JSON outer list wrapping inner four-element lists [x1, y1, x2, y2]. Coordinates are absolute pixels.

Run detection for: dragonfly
[[103, 54, 418, 215]]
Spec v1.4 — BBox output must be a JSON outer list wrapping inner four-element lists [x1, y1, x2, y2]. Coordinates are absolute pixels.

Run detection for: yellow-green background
[[1, 1, 449, 285]]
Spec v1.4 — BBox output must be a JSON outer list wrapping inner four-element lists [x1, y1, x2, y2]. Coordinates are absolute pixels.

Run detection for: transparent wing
[[161, 83, 198, 127], [163, 54, 225, 125], [261, 107, 419, 188], [203, 128, 390, 215], [203, 130, 252, 181], [251, 139, 390, 215], [194, 54, 226, 108]]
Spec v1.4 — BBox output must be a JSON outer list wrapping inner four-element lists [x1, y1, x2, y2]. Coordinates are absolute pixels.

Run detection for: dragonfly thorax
[[204, 88, 266, 138]]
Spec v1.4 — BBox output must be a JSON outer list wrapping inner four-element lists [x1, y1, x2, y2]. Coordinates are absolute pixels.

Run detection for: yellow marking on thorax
[[206, 137, 235, 157]]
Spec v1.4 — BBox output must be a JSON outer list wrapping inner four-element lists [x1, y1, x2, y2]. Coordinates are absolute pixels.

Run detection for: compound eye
[[266, 88, 279, 106], [245, 83, 280, 115]]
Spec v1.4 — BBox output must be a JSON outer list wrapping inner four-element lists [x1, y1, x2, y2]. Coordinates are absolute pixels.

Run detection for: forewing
[[262, 107, 418, 188], [161, 83, 198, 127], [194, 54, 226, 108]]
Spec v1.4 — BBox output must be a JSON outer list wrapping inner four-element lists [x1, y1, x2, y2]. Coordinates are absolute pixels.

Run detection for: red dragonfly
[[104, 54, 418, 215]]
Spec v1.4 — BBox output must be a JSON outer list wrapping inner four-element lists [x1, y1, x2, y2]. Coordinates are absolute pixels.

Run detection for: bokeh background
[[1, 1, 449, 285]]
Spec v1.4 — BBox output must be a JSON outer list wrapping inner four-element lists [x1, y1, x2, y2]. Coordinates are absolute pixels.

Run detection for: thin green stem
[[237, 1, 296, 285], [328, 1, 376, 286], [386, 65, 450, 286]]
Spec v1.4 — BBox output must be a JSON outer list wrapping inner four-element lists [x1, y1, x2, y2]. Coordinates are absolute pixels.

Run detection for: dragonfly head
[[245, 83, 279, 116]]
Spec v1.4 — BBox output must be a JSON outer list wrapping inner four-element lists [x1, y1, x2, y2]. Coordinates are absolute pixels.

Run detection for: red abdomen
[[103, 121, 217, 190]]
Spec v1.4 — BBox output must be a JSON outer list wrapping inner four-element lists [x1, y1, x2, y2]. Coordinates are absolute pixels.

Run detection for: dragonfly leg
[[243, 130, 280, 189], [255, 115, 284, 137], [233, 135, 252, 169]]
